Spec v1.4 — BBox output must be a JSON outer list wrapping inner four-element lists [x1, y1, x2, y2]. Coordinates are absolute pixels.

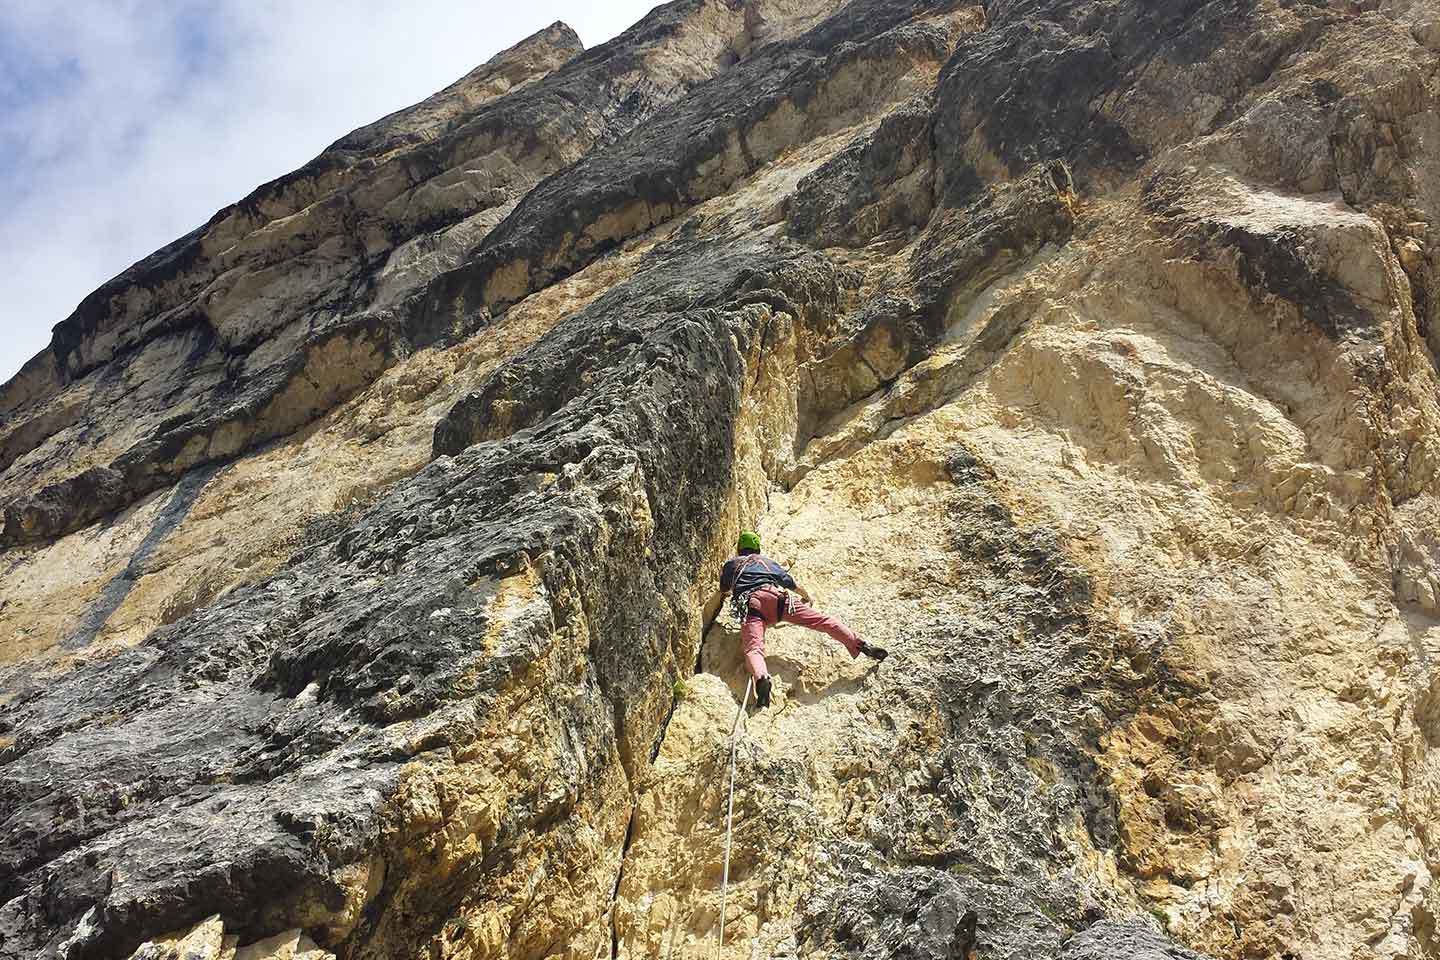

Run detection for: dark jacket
[[719, 553, 796, 597]]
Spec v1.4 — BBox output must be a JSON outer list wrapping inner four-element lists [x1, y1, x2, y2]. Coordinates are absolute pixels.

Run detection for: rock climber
[[703, 531, 887, 709]]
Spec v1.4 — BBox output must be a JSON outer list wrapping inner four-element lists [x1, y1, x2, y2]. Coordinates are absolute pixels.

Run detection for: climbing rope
[[719, 675, 753, 948]]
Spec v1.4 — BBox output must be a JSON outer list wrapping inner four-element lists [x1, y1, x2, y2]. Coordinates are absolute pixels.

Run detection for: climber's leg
[[743, 590, 788, 708], [782, 600, 863, 657], [740, 590, 780, 679], [740, 616, 770, 679]]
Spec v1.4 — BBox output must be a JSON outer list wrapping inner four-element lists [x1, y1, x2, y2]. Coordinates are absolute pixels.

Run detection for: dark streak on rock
[[62, 464, 220, 651]]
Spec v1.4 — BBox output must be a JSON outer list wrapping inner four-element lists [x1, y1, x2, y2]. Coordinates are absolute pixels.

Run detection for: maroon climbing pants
[[740, 586, 862, 680]]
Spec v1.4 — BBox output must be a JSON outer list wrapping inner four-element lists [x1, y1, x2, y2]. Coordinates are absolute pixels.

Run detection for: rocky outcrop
[[0, 1, 844, 548], [2, 0, 1439, 958]]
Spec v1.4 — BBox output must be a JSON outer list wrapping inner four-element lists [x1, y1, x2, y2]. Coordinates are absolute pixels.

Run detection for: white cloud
[[0, 0, 661, 383]]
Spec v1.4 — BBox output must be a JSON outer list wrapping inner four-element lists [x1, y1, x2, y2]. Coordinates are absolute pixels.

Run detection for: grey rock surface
[[1059, 920, 1213, 960]]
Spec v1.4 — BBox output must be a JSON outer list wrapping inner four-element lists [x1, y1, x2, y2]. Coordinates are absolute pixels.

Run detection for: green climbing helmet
[[737, 530, 762, 553]]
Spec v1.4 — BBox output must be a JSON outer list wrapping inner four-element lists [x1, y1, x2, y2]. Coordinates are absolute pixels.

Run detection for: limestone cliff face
[[1, 0, 1438, 958]]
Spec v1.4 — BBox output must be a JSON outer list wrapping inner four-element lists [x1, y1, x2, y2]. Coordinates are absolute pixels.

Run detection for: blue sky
[[0, 1, 659, 383]]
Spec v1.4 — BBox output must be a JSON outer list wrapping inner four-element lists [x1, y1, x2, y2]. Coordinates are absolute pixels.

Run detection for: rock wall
[[2, 0, 1439, 958]]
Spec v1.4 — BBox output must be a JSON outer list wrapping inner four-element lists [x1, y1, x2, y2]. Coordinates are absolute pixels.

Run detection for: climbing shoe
[[858, 641, 889, 662], [755, 676, 773, 709]]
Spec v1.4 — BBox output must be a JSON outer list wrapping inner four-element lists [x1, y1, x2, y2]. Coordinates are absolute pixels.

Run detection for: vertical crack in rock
[[608, 810, 638, 960]]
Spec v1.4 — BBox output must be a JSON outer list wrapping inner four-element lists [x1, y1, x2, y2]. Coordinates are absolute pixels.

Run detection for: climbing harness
[[726, 550, 802, 626], [727, 554, 767, 623], [719, 675, 753, 948], [730, 584, 792, 626], [727, 554, 793, 627]]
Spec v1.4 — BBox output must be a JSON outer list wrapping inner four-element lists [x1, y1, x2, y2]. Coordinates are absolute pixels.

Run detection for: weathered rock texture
[[2, 0, 1438, 958]]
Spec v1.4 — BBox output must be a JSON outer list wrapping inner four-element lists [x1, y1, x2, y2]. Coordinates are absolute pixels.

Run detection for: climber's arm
[[778, 565, 811, 605], [702, 589, 726, 627], [705, 558, 739, 628]]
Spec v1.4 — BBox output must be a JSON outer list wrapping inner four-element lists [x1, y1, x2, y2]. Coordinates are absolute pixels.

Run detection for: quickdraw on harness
[[727, 555, 791, 625]]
